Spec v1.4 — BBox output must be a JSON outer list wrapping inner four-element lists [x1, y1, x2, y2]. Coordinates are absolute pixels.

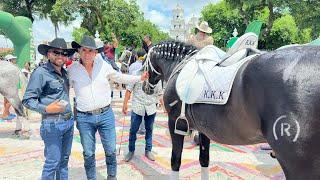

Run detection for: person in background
[[103, 33, 122, 98], [122, 49, 163, 162], [138, 35, 154, 134], [1, 54, 18, 121], [142, 34, 152, 53], [187, 21, 213, 49]]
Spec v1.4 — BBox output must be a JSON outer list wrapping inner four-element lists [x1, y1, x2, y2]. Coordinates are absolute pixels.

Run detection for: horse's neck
[[162, 61, 180, 82]]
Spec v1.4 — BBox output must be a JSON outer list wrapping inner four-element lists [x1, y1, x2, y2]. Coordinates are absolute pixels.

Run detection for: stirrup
[[174, 102, 190, 136], [174, 116, 190, 136]]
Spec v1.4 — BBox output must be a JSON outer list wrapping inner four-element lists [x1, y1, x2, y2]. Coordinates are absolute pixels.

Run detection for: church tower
[[169, 4, 187, 42]]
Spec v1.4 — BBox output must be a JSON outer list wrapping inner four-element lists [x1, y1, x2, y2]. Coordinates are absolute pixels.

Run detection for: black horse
[[142, 41, 320, 180]]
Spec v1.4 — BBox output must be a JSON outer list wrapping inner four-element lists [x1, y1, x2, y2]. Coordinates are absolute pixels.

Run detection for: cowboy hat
[[4, 54, 17, 61], [38, 38, 76, 56], [71, 35, 104, 53], [196, 21, 212, 34]]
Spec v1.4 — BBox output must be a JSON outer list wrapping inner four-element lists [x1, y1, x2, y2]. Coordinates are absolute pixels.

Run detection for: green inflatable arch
[[0, 10, 32, 68]]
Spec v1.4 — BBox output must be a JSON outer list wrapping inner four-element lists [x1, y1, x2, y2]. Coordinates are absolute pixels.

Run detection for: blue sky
[[0, 0, 219, 48]]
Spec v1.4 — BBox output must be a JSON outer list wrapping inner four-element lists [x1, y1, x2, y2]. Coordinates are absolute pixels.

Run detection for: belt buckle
[[92, 109, 102, 115], [64, 113, 71, 120]]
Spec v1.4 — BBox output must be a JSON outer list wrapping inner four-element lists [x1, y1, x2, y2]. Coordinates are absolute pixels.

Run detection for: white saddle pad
[[176, 54, 259, 104]]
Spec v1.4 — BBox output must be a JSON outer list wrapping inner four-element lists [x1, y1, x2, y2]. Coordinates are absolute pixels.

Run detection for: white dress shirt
[[68, 54, 141, 112]]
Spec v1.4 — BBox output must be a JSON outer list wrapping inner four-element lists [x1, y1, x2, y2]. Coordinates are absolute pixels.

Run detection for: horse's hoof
[[194, 134, 200, 145], [270, 152, 276, 158]]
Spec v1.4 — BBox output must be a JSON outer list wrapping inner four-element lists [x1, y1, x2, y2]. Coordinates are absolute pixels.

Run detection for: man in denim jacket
[[22, 38, 76, 180]]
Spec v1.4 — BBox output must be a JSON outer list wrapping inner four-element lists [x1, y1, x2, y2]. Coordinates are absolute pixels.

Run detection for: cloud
[[137, 0, 220, 32], [146, 10, 170, 32]]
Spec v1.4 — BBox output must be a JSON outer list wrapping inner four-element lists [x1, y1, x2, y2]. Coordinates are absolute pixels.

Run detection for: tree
[[51, 0, 141, 40], [72, 27, 90, 43], [225, 0, 288, 37], [264, 14, 298, 49], [0, 0, 57, 22], [203, 0, 320, 49], [201, 1, 244, 48], [289, 1, 320, 39], [53, 0, 168, 48], [122, 19, 169, 48]]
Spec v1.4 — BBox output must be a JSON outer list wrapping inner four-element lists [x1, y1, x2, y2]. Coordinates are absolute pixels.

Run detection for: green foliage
[[203, 0, 320, 49], [101, 0, 142, 41], [264, 14, 298, 49], [0, 0, 56, 22], [72, 27, 90, 43], [123, 20, 169, 47], [53, 0, 168, 49], [298, 28, 312, 44], [289, 1, 320, 39], [201, 1, 244, 48]]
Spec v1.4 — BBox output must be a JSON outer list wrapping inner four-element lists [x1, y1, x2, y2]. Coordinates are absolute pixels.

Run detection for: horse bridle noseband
[[143, 47, 161, 91]]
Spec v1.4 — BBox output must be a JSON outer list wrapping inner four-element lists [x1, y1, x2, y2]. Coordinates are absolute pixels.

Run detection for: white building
[[169, 4, 198, 42]]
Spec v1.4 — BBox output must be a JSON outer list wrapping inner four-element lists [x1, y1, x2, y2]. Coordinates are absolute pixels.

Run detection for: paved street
[[0, 90, 284, 179]]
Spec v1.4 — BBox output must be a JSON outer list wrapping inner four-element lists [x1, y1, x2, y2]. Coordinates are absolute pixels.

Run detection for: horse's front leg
[[168, 115, 185, 180], [199, 133, 210, 180]]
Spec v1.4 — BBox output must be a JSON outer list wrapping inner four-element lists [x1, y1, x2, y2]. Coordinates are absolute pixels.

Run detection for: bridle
[[143, 47, 161, 91], [142, 45, 198, 92]]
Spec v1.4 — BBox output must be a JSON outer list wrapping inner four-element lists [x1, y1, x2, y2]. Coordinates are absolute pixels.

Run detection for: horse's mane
[[151, 40, 198, 62]]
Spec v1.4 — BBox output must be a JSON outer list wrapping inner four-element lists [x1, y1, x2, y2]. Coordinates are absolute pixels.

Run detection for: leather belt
[[77, 105, 110, 115], [42, 112, 72, 121]]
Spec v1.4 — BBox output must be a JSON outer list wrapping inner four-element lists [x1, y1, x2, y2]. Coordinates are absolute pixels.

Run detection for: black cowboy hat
[[71, 35, 104, 53], [38, 38, 76, 56]]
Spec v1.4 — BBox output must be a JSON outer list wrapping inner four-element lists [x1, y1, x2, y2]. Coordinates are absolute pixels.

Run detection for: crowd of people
[[0, 21, 215, 180]]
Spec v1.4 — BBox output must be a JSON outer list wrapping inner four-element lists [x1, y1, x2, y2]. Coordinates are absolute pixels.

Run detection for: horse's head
[[119, 50, 134, 74], [142, 41, 197, 95]]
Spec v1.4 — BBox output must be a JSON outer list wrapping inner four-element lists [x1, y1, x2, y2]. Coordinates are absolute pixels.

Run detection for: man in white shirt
[[69, 36, 148, 180]]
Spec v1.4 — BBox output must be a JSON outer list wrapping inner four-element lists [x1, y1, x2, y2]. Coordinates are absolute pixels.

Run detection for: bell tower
[[169, 4, 187, 42]]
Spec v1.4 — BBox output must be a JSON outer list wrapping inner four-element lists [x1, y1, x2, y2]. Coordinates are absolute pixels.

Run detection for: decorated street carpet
[[0, 91, 284, 179]]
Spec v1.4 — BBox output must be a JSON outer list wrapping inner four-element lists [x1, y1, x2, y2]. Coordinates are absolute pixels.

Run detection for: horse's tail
[[18, 70, 27, 94], [18, 70, 29, 118]]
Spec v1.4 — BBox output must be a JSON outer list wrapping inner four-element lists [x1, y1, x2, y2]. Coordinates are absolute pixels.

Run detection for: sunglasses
[[51, 50, 68, 57]]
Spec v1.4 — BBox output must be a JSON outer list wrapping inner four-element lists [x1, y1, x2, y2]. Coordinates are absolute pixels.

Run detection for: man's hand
[[45, 100, 65, 113], [122, 103, 128, 115], [140, 71, 149, 81], [159, 96, 167, 114]]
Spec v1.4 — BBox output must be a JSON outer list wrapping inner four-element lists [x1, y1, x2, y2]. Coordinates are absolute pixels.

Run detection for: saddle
[[173, 33, 261, 136], [176, 32, 260, 105]]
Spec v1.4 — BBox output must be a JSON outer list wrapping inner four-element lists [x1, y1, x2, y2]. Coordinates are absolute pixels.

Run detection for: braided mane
[[151, 40, 198, 62]]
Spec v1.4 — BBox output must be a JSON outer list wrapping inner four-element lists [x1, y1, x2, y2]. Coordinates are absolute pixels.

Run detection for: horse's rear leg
[[265, 122, 320, 179], [169, 119, 185, 180], [6, 96, 24, 117], [199, 133, 210, 180]]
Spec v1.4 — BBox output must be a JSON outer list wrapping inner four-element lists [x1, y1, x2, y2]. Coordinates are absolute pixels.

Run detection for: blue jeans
[[40, 117, 74, 180], [129, 111, 156, 152], [76, 107, 117, 180]]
